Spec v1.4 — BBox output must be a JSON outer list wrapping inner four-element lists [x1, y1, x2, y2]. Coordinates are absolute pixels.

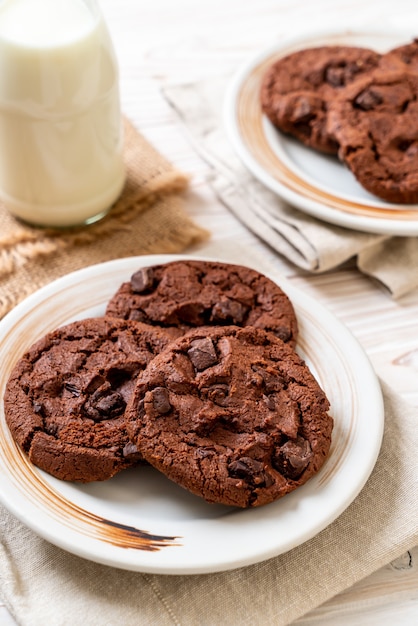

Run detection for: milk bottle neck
[[0, 0, 117, 116]]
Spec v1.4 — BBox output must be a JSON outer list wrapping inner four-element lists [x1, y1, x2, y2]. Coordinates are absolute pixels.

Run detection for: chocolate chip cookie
[[125, 326, 332, 508], [380, 38, 418, 72], [327, 70, 418, 203], [260, 45, 381, 153], [105, 260, 298, 347], [4, 317, 172, 482]]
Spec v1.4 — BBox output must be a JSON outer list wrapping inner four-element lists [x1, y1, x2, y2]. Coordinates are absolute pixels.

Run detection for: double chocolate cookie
[[327, 70, 418, 203], [380, 38, 418, 73], [106, 260, 298, 347], [4, 317, 172, 482], [260, 45, 381, 153], [125, 326, 333, 508]]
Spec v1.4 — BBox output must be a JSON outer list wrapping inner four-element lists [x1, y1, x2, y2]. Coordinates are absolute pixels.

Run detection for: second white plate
[[224, 29, 418, 235]]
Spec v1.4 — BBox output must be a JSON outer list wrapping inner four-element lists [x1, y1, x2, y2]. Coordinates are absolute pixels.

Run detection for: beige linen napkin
[[0, 379, 417, 626], [0, 117, 209, 319], [164, 78, 418, 298]]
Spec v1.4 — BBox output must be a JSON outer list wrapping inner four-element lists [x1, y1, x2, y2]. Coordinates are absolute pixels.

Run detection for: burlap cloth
[[164, 78, 418, 299], [0, 117, 209, 319]]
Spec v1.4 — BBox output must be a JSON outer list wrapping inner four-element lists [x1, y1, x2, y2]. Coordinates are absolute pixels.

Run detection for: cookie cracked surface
[[106, 260, 298, 347], [260, 45, 381, 154], [327, 70, 418, 203], [126, 326, 333, 508], [4, 317, 172, 482]]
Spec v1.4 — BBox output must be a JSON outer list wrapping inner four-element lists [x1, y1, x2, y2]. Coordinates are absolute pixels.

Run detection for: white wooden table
[[2, 0, 418, 623]]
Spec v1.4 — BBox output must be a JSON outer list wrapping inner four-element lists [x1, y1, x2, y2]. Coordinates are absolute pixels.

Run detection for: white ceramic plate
[[224, 29, 418, 235], [0, 255, 384, 574]]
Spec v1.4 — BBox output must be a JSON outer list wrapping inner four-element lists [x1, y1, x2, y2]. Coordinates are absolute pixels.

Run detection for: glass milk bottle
[[0, 0, 126, 227]]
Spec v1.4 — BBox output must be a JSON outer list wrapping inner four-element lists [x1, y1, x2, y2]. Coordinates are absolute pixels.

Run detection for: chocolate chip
[[228, 456, 267, 486], [95, 392, 126, 418], [354, 88, 383, 111], [251, 365, 285, 392], [406, 142, 418, 157], [188, 337, 218, 371], [83, 387, 126, 420], [195, 448, 215, 459], [325, 66, 345, 87], [272, 437, 313, 479], [129, 310, 147, 322], [64, 382, 81, 397], [263, 394, 276, 411], [397, 139, 413, 152], [211, 298, 248, 324], [152, 387, 171, 414], [136, 398, 145, 419], [131, 267, 155, 293], [122, 441, 140, 458], [272, 327, 291, 343], [249, 372, 264, 388], [206, 383, 229, 406], [263, 471, 275, 488], [295, 123, 312, 138], [33, 402, 43, 414], [291, 96, 315, 122], [326, 60, 367, 87], [45, 422, 58, 436]]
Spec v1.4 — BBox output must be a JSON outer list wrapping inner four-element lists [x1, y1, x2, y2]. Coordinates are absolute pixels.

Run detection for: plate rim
[[0, 254, 384, 574], [223, 27, 418, 236]]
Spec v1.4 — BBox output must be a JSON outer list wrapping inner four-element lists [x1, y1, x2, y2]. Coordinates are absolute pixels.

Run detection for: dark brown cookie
[[260, 45, 381, 154], [106, 260, 298, 348], [380, 38, 418, 72], [125, 326, 332, 508], [327, 70, 418, 203], [4, 317, 172, 482]]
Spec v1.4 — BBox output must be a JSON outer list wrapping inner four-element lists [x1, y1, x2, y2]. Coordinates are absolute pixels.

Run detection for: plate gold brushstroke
[[0, 410, 180, 552]]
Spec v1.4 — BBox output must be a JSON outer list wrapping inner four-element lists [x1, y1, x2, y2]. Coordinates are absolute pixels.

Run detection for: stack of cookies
[[4, 260, 333, 508], [261, 39, 418, 203]]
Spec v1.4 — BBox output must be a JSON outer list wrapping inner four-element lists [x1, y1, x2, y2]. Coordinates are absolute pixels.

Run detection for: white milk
[[0, 0, 125, 227]]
